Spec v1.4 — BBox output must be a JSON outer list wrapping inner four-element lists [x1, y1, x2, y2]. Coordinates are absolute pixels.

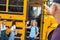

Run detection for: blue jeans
[[29, 37, 35, 40], [9, 31, 15, 40], [1, 30, 8, 40]]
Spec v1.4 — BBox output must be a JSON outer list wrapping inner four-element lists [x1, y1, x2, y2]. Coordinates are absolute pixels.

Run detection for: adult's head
[[45, 0, 60, 24]]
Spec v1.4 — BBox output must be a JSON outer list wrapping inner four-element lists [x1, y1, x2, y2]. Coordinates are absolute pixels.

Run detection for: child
[[0, 20, 8, 40], [27, 20, 39, 40], [9, 21, 17, 40]]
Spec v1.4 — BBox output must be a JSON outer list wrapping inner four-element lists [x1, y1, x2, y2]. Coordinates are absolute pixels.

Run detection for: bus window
[[0, 6, 6, 11], [8, 0, 24, 12], [0, 0, 6, 11], [0, 0, 6, 4]]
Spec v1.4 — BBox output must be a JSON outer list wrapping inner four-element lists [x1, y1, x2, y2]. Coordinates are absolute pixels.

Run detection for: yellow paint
[[0, 14, 25, 20], [6, 0, 9, 12], [0, 0, 27, 40], [42, 15, 58, 40]]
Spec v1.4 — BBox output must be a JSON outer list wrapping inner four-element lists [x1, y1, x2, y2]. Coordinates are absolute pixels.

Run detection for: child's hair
[[12, 20, 16, 26], [31, 20, 37, 26], [2, 20, 7, 22], [2, 20, 7, 24]]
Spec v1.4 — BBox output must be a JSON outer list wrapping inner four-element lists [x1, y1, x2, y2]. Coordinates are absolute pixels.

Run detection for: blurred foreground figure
[[44, 0, 60, 40]]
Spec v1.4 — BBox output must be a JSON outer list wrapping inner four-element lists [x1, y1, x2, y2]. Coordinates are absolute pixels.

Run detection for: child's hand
[[27, 21, 30, 24]]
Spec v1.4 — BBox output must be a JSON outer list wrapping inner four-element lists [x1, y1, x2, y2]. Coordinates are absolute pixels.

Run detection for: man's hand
[[44, 4, 51, 15]]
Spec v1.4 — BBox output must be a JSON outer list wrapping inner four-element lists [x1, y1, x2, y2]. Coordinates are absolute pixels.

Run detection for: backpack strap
[[35, 27, 37, 33], [30, 26, 32, 29]]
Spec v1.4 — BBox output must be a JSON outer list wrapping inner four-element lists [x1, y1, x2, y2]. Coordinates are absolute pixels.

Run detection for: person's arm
[[11, 25, 16, 32], [14, 29, 18, 35], [36, 32, 39, 37], [26, 26, 31, 29], [35, 27, 39, 38], [26, 21, 31, 28], [12, 26, 18, 35], [14, 25, 17, 32]]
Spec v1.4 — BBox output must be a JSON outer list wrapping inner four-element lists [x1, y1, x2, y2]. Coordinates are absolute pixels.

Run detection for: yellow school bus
[[0, 0, 58, 40], [0, 0, 27, 40]]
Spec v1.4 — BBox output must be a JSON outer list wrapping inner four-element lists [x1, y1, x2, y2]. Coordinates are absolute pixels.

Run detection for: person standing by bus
[[0, 20, 8, 40], [44, 0, 60, 40], [9, 21, 17, 40], [26, 20, 39, 40]]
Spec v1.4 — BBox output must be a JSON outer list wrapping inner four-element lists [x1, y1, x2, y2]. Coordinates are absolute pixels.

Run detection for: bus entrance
[[26, 0, 42, 40]]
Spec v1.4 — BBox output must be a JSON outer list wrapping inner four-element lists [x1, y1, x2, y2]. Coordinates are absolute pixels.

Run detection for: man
[[44, 0, 60, 40], [0, 20, 8, 40]]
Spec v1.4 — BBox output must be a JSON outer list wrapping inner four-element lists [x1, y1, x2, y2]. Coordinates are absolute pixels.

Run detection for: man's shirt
[[51, 24, 60, 40]]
